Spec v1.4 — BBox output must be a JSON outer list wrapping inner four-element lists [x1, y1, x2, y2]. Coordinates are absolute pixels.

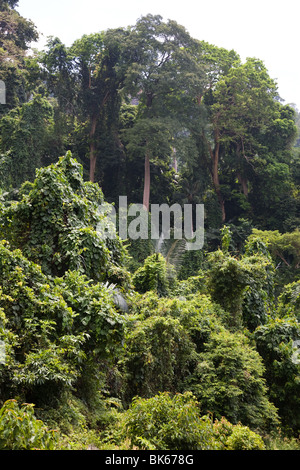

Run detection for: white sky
[[17, 0, 300, 109]]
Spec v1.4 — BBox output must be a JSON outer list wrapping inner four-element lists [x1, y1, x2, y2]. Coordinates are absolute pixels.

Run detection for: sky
[[17, 0, 300, 109]]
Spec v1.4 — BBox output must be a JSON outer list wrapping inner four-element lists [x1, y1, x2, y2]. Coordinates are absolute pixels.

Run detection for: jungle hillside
[[0, 0, 300, 451]]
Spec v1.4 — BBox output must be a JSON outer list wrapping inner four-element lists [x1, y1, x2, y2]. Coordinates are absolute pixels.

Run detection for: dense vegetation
[[0, 1, 300, 450]]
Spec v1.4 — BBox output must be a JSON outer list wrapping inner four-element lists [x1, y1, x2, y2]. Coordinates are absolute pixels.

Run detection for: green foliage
[[173, 272, 206, 297], [0, 94, 55, 189], [54, 270, 125, 357], [119, 290, 278, 431], [0, 399, 58, 450], [124, 209, 154, 273], [122, 14, 199, 207], [121, 311, 194, 403], [0, 151, 129, 284], [0, 239, 124, 405], [122, 392, 216, 450], [277, 280, 300, 318], [0, 1, 38, 112], [1, 10, 300, 449], [117, 392, 265, 450], [120, 291, 225, 404], [207, 247, 274, 329], [249, 229, 300, 269], [247, 229, 300, 292], [241, 236, 275, 331], [254, 316, 300, 432], [223, 425, 266, 450], [212, 417, 265, 450], [220, 225, 232, 253], [186, 328, 279, 430], [176, 249, 205, 280], [132, 253, 170, 296]]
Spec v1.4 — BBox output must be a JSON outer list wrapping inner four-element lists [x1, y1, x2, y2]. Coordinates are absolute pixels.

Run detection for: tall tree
[[184, 51, 296, 224], [172, 41, 240, 223], [0, 0, 38, 111], [70, 29, 128, 183], [41, 37, 75, 115], [207, 58, 280, 221], [123, 14, 198, 210], [0, 94, 55, 188], [42, 29, 129, 184]]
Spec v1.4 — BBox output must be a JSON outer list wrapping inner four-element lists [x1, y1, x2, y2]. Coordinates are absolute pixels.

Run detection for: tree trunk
[[211, 138, 226, 223], [237, 171, 249, 197], [143, 151, 150, 211], [89, 116, 98, 183], [203, 128, 226, 222], [236, 143, 249, 197], [213, 171, 226, 223], [88, 90, 110, 183]]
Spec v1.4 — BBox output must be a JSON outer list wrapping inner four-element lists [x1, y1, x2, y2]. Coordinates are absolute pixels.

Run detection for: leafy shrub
[[118, 393, 265, 451], [132, 253, 169, 296], [0, 241, 124, 405], [0, 152, 128, 284], [122, 392, 217, 450], [248, 229, 300, 270], [212, 417, 265, 450], [254, 316, 300, 433], [207, 248, 273, 329], [241, 237, 276, 330], [121, 290, 278, 430], [277, 280, 300, 318], [129, 291, 227, 351], [0, 399, 58, 450], [225, 424, 265, 450], [0, 241, 80, 401], [172, 273, 206, 297], [186, 328, 280, 431], [54, 270, 125, 358], [121, 314, 195, 402]]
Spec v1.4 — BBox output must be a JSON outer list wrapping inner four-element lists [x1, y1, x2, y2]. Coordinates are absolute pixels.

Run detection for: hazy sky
[[17, 0, 300, 108]]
